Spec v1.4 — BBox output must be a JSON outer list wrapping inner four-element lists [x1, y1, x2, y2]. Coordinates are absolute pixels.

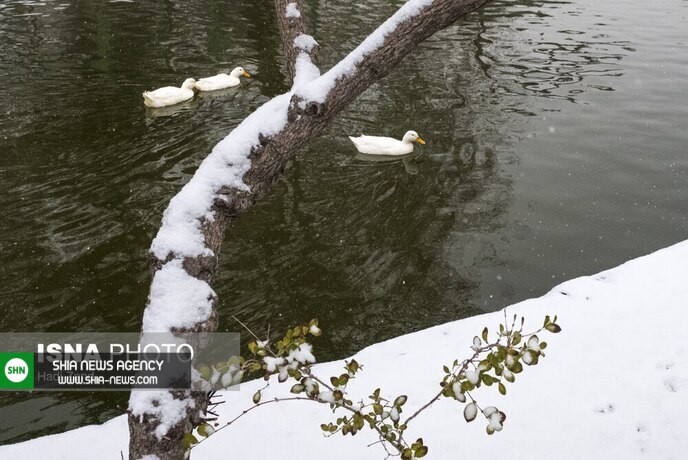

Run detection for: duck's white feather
[[195, 74, 240, 91], [196, 67, 250, 91], [142, 79, 196, 108], [349, 135, 415, 156]]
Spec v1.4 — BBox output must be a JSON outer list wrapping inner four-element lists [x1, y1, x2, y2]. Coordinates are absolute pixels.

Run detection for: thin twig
[[232, 315, 263, 343], [192, 396, 320, 448]]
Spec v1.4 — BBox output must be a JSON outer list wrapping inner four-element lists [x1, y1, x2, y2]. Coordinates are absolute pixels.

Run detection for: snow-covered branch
[[129, 0, 492, 458], [275, 0, 320, 86]]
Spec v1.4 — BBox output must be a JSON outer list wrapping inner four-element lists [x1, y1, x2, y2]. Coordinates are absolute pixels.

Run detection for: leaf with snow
[[278, 367, 289, 383], [472, 335, 481, 350], [522, 350, 535, 366], [464, 402, 478, 422], [264, 356, 285, 373], [287, 343, 316, 365], [527, 335, 540, 351], [452, 382, 466, 402], [466, 370, 480, 385]]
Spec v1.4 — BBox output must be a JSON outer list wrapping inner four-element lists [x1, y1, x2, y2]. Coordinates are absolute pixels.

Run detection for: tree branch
[[128, 0, 492, 458], [274, 0, 320, 84]]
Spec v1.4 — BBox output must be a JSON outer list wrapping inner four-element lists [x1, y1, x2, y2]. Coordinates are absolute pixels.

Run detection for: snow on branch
[[285, 2, 301, 18], [149, 93, 291, 263], [293, 34, 321, 88], [130, 0, 492, 457], [275, 0, 320, 84], [296, 0, 434, 104]]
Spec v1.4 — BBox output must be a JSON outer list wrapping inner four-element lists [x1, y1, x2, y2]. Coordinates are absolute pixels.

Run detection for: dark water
[[1, 0, 686, 444]]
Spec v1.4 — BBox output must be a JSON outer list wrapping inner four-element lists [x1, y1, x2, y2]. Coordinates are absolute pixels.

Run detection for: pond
[[0, 0, 686, 445]]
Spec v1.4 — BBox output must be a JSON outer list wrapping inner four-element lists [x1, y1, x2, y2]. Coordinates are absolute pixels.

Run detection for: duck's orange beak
[[416, 137, 426, 145], [243, 71, 251, 78]]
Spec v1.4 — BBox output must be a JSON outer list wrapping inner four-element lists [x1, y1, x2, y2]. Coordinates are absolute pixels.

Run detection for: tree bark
[[274, 0, 319, 81], [128, 0, 490, 458]]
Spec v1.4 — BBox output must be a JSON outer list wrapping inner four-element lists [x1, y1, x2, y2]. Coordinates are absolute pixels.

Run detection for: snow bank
[[6, 240, 688, 459]]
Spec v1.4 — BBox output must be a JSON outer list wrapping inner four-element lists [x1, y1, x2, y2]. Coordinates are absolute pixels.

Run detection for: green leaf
[[512, 331, 522, 346], [482, 327, 488, 342], [252, 390, 261, 404], [197, 364, 211, 380], [546, 323, 562, 333], [182, 433, 199, 449], [215, 361, 229, 374], [415, 446, 429, 458], [197, 423, 214, 438], [290, 384, 305, 394], [394, 395, 408, 407], [544, 315, 551, 327], [478, 359, 492, 372], [498, 382, 507, 395], [461, 380, 475, 392]]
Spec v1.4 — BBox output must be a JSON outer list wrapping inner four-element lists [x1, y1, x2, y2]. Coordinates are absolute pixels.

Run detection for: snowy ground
[[4, 241, 688, 459]]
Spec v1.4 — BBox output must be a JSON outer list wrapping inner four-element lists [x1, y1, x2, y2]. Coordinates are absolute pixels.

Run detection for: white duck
[[142, 78, 196, 108], [349, 130, 426, 156], [195, 67, 251, 91]]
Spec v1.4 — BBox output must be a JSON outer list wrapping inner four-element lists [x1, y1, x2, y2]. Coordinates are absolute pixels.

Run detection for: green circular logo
[[5, 357, 29, 383]]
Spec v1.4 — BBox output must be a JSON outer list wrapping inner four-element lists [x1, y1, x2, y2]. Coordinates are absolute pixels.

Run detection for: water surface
[[0, 0, 686, 444]]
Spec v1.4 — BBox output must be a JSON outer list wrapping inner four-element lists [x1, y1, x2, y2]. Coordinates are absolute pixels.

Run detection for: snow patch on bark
[[285, 2, 301, 18], [129, 390, 195, 440], [143, 259, 216, 332]]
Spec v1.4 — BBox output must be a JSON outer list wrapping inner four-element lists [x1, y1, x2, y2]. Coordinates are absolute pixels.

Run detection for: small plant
[[184, 313, 561, 458]]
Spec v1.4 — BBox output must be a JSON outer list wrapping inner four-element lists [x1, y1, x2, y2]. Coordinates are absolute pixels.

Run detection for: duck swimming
[[349, 130, 426, 156], [142, 78, 196, 108], [195, 67, 251, 91]]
